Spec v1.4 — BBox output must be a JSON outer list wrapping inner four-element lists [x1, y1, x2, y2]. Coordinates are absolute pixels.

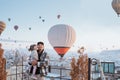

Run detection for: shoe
[[31, 75, 37, 80]]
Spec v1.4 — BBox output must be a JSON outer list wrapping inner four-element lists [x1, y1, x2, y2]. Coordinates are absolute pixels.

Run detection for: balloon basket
[[59, 57, 65, 62]]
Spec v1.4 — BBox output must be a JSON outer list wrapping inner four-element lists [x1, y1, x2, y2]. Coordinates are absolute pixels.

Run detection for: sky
[[0, 0, 120, 52]]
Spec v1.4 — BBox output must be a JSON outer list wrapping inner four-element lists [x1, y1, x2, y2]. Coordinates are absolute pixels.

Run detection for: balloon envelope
[[29, 27, 31, 30], [14, 25, 19, 31], [42, 19, 45, 22], [0, 21, 6, 35], [57, 15, 61, 19], [39, 16, 41, 19], [48, 24, 76, 57], [112, 0, 120, 16], [8, 18, 11, 21]]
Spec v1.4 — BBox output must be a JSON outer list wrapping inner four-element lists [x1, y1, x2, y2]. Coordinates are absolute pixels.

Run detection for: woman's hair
[[28, 44, 36, 51]]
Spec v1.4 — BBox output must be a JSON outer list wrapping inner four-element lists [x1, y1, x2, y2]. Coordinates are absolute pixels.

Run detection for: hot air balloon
[[57, 14, 61, 19], [112, 45, 115, 48], [42, 19, 45, 22], [48, 24, 76, 58], [14, 25, 19, 31], [29, 27, 31, 30], [39, 16, 41, 19], [112, 0, 120, 16], [8, 18, 11, 22], [0, 21, 6, 35]]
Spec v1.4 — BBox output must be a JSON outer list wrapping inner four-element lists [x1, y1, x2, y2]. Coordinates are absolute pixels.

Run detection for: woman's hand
[[31, 60, 37, 66]]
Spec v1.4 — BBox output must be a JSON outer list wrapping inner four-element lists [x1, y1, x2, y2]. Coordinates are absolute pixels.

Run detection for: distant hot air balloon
[[106, 48, 108, 50], [48, 24, 76, 58], [112, 45, 115, 48], [39, 16, 41, 19], [57, 14, 61, 19], [0, 21, 6, 35], [112, 0, 120, 16], [42, 19, 45, 22], [14, 40, 17, 43], [8, 18, 11, 22], [29, 27, 31, 30], [14, 25, 19, 31]]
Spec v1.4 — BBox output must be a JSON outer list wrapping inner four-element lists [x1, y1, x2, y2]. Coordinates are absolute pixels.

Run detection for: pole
[[88, 58, 91, 80], [16, 63, 17, 80], [48, 65, 51, 73], [15, 52, 17, 80], [60, 67, 62, 80], [22, 56, 23, 80]]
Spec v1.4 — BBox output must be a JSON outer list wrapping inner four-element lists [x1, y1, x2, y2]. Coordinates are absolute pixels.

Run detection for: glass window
[[101, 63, 104, 72], [94, 62, 115, 74], [95, 64, 99, 72], [109, 63, 114, 73], [104, 63, 109, 73]]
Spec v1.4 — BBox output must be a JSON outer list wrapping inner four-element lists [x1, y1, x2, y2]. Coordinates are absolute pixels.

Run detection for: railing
[[6, 57, 71, 80], [7, 57, 28, 80], [47, 66, 71, 80]]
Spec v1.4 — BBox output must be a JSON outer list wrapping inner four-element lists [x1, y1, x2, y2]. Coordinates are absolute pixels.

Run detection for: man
[[31, 41, 48, 80]]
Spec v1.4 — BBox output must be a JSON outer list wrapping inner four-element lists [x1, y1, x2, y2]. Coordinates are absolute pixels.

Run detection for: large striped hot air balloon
[[0, 21, 6, 35], [48, 24, 76, 58], [112, 0, 120, 16]]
